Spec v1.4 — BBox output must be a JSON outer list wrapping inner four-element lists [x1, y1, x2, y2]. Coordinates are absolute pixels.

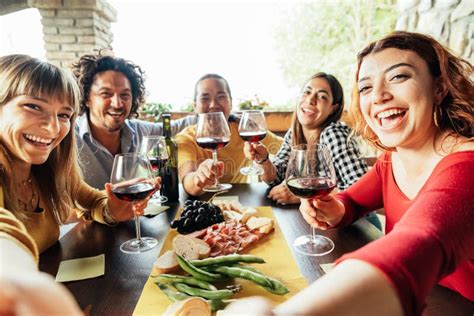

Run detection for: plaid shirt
[[270, 121, 368, 190]]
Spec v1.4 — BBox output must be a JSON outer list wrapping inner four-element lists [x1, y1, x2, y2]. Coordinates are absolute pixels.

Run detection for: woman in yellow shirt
[[0, 54, 158, 314]]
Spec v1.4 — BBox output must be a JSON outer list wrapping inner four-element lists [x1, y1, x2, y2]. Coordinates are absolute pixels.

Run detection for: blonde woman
[[0, 55, 158, 314]]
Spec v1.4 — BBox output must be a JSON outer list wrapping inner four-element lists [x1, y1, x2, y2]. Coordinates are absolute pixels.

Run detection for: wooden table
[[39, 183, 474, 315]]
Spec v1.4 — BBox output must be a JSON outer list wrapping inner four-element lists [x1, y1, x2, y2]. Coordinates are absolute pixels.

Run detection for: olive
[[193, 200, 202, 207], [184, 200, 193, 206]]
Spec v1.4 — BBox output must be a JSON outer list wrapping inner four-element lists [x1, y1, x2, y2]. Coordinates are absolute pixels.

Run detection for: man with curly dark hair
[[71, 53, 195, 189]]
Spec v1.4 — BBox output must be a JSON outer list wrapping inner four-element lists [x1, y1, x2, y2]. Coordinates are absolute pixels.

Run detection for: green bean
[[262, 277, 290, 295], [209, 266, 289, 295], [156, 282, 230, 312], [230, 263, 264, 275], [154, 274, 217, 291], [176, 254, 227, 282], [155, 282, 190, 302], [209, 299, 231, 312], [191, 254, 265, 267], [174, 283, 234, 300], [208, 266, 273, 289]]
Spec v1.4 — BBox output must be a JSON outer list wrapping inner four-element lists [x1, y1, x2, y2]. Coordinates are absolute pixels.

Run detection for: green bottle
[[161, 114, 179, 202]]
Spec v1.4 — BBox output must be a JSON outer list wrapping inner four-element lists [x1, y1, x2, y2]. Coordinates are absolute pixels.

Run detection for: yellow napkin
[[144, 203, 169, 216], [55, 254, 105, 282], [133, 206, 307, 315], [212, 195, 239, 202]]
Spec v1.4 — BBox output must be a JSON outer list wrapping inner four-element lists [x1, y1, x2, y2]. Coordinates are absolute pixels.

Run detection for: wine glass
[[286, 144, 336, 256], [139, 135, 169, 204], [196, 112, 232, 192], [239, 110, 267, 176], [110, 153, 158, 254]]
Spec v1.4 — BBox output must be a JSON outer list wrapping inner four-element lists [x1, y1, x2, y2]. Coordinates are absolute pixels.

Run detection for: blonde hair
[[349, 31, 474, 151], [0, 54, 83, 223]]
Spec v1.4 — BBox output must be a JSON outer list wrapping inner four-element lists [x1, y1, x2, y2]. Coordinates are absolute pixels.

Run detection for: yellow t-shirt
[[176, 121, 283, 183], [0, 182, 109, 257]]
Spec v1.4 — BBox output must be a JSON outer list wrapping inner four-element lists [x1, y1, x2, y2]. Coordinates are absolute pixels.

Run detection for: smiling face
[[0, 95, 74, 166], [87, 70, 132, 133], [357, 48, 439, 149], [194, 78, 232, 120], [296, 77, 336, 131]]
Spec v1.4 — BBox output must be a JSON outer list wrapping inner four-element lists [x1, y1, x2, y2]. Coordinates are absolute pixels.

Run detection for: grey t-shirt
[[75, 114, 196, 189]]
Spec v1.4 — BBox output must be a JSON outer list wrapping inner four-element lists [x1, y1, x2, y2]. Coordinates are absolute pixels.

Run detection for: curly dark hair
[[71, 53, 147, 118]]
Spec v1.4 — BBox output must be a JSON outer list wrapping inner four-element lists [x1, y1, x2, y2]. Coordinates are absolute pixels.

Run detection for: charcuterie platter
[[133, 198, 307, 315]]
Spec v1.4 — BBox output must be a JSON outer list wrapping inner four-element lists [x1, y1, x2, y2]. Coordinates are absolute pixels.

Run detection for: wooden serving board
[[133, 206, 307, 315]]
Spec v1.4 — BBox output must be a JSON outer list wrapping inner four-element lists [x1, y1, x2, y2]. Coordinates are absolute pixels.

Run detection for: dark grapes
[[170, 200, 225, 234]]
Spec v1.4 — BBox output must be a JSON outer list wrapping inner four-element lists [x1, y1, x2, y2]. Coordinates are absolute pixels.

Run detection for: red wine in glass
[[148, 157, 168, 173], [110, 152, 158, 254], [196, 137, 229, 151], [286, 177, 336, 199], [286, 144, 336, 256], [195, 112, 232, 192], [112, 182, 155, 202], [239, 131, 267, 142]]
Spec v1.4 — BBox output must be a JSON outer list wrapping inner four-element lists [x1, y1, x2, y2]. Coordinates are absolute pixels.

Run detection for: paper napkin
[[55, 254, 105, 282]]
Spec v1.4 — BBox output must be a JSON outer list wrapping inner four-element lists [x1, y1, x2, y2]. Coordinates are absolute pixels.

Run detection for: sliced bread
[[173, 235, 211, 260], [153, 250, 179, 274]]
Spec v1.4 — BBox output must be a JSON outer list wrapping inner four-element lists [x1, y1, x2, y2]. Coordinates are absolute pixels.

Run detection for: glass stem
[[134, 202, 143, 244], [311, 225, 316, 242], [212, 150, 219, 187]]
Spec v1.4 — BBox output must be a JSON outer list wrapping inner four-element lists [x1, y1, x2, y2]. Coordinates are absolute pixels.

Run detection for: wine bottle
[[161, 114, 179, 202]]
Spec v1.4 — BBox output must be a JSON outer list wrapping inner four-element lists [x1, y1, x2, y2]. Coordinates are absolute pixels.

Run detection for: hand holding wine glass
[[285, 144, 337, 256], [195, 112, 232, 192], [110, 153, 158, 254], [239, 110, 267, 176]]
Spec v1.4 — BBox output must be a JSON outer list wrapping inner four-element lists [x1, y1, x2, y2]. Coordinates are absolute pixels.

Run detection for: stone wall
[[396, 0, 473, 62], [0, 0, 117, 68]]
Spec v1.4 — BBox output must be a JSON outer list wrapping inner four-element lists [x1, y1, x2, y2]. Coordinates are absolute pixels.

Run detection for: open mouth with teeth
[[24, 134, 54, 147], [107, 112, 123, 118], [301, 107, 316, 115], [376, 108, 407, 128]]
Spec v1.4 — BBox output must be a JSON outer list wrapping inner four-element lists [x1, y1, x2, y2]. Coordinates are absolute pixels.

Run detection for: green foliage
[[238, 95, 269, 111], [273, 0, 397, 106], [180, 102, 195, 112], [141, 102, 172, 122]]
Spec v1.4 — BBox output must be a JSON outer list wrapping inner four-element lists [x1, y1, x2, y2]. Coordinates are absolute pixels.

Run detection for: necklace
[[17, 177, 38, 212]]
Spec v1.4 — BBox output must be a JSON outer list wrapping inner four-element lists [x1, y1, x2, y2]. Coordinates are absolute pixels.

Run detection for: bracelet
[[256, 153, 269, 164], [102, 207, 118, 226]]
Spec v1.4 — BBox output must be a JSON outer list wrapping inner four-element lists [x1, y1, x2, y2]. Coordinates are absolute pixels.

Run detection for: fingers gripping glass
[[286, 144, 336, 256], [139, 136, 169, 204], [110, 153, 158, 254], [196, 112, 232, 192], [239, 110, 267, 176]]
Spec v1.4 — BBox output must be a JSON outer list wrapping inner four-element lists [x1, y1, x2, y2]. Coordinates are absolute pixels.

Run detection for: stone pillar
[[32, 0, 117, 68], [396, 0, 473, 62]]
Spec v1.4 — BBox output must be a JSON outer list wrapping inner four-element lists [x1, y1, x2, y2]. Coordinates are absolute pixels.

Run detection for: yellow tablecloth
[[133, 206, 308, 315]]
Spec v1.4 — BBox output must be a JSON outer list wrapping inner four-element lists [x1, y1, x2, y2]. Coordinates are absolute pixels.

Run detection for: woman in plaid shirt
[[244, 72, 380, 228]]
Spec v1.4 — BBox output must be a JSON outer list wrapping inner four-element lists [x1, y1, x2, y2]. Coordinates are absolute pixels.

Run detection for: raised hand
[[267, 182, 300, 205], [193, 159, 224, 189], [299, 195, 345, 230]]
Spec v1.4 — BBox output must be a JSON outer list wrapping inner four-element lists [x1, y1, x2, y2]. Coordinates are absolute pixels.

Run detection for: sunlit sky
[[0, 1, 300, 109]]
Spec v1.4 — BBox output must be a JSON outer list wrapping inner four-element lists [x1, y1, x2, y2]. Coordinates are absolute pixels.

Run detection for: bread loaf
[[172, 235, 211, 260], [153, 250, 179, 274]]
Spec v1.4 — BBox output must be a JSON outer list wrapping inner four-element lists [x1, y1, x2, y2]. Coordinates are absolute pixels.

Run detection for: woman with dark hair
[[223, 31, 473, 315], [0, 54, 159, 314], [245, 73, 373, 209]]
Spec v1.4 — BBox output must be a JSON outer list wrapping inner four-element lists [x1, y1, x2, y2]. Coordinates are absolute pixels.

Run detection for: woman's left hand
[[267, 183, 300, 205], [104, 177, 161, 222]]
